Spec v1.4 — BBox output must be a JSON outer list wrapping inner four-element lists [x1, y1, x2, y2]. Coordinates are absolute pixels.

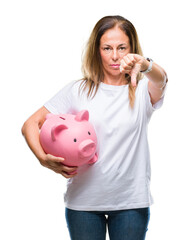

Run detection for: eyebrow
[[102, 43, 127, 47]]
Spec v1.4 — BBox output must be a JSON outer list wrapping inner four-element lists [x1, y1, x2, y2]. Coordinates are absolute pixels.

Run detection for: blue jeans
[[65, 207, 150, 240]]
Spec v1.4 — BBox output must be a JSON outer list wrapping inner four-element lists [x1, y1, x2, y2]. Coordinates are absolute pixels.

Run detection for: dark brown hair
[[80, 15, 143, 108]]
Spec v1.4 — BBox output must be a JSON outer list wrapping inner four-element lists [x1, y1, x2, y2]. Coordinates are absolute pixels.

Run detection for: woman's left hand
[[120, 53, 168, 105], [120, 54, 148, 87]]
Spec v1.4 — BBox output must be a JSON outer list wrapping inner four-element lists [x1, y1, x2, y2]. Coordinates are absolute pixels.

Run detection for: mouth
[[110, 64, 120, 69]]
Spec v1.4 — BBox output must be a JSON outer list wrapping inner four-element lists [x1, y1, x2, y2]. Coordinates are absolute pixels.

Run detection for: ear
[[51, 124, 68, 141], [75, 110, 89, 122]]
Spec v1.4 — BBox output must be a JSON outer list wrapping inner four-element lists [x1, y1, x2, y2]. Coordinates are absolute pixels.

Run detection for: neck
[[102, 73, 128, 86]]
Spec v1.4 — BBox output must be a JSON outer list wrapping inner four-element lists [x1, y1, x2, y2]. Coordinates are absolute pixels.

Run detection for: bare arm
[[141, 60, 168, 105], [21, 106, 77, 178]]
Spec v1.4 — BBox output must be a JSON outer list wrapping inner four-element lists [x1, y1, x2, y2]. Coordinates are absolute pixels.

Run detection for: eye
[[74, 138, 77, 142], [104, 47, 111, 52], [60, 117, 65, 120], [88, 131, 91, 135], [119, 47, 126, 52]]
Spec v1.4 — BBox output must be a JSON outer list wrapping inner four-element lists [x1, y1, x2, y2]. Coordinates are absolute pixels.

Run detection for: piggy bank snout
[[79, 139, 96, 158]]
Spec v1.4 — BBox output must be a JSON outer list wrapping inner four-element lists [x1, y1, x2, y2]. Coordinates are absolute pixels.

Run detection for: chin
[[104, 67, 122, 77], [110, 70, 122, 76]]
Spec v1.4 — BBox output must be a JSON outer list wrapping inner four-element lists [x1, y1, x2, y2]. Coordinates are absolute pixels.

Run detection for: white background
[[1, 0, 189, 239]]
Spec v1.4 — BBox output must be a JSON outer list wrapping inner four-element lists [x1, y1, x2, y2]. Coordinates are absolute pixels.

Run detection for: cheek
[[100, 53, 109, 66]]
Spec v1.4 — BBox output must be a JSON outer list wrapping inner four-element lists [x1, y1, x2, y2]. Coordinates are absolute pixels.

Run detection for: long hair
[[80, 15, 143, 108]]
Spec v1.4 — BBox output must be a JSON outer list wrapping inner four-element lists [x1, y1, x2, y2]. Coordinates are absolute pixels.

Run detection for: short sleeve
[[44, 81, 76, 114], [139, 77, 166, 119]]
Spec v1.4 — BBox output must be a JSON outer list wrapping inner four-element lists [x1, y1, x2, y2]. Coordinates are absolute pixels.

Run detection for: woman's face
[[99, 26, 131, 79]]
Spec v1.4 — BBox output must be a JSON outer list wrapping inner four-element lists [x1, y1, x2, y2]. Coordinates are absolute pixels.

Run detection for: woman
[[22, 15, 167, 240]]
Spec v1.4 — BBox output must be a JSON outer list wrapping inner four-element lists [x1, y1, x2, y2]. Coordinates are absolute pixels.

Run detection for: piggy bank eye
[[74, 138, 77, 142], [88, 131, 91, 135], [60, 117, 65, 120]]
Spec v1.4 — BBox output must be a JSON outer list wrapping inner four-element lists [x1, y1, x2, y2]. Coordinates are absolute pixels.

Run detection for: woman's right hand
[[40, 154, 78, 178], [22, 106, 78, 179]]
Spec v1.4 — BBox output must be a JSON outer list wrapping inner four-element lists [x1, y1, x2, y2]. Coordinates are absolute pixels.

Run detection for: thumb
[[131, 63, 141, 87]]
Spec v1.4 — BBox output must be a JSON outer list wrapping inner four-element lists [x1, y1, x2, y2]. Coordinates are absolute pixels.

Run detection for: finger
[[61, 171, 77, 179], [131, 63, 141, 87], [62, 165, 78, 173], [120, 59, 133, 73], [55, 157, 65, 164], [122, 59, 133, 69], [123, 55, 135, 67], [45, 155, 65, 168], [120, 67, 131, 74], [120, 65, 124, 73], [120, 61, 127, 73], [131, 73, 137, 87], [52, 165, 77, 176], [47, 154, 65, 163], [51, 161, 78, 174]]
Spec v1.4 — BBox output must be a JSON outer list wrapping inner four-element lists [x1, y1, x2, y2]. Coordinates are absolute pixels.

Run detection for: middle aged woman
[[22, 15, 168, 240]]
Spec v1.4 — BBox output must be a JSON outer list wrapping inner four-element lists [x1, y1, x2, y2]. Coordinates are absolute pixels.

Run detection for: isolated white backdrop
[[1, 0, 189, 239]]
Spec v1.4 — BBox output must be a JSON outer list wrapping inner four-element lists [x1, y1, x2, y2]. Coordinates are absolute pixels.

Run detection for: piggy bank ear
[[51, 124, 68, 141], [75, 110, 89, 122]]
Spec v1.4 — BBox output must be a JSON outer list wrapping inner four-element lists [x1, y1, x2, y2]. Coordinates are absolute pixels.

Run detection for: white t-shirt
[[44, 77, 164, 211]]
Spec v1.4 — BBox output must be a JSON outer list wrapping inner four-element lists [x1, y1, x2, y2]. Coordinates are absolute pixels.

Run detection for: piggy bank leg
[[88, 153, 98, 165]]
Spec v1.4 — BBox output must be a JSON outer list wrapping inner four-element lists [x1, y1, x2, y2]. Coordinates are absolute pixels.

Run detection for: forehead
[[100, 26, 129, 45]]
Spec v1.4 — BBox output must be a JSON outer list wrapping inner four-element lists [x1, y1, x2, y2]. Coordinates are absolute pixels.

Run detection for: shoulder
[[70, 79, 83, 91], [64, 79, 80, 90], [57, 79, 82, 96]]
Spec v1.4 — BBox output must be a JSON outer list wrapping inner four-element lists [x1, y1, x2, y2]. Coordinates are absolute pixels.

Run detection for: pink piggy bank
[[39, 110, 98, 168]]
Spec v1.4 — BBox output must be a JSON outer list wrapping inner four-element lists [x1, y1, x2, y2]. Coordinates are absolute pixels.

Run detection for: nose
[[79, 139, 96, 158], [112, 49, 119, 61]]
